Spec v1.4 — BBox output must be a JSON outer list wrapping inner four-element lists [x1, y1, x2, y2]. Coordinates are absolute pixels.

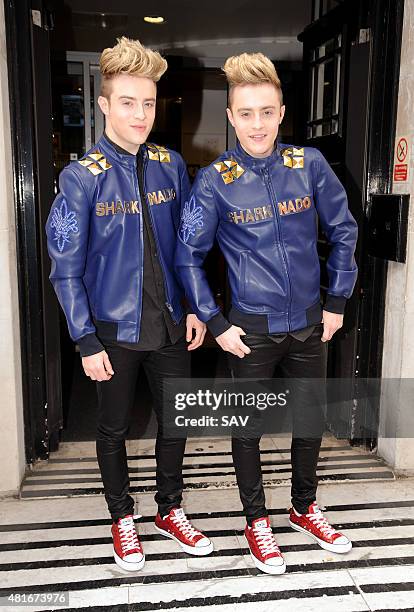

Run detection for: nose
[[252, 112, 264, 130], [134, 104, 146, 120]]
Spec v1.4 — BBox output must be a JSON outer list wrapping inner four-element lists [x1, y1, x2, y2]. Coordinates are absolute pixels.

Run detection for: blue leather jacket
[[175, 141, 358, 336], [46, 135, 190, 354]]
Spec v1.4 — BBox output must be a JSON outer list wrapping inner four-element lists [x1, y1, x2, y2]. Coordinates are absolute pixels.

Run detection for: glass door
[[52, 52, 103, 180]]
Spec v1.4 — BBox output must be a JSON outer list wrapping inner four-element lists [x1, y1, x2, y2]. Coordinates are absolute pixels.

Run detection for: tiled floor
[[2, 435, 414, 611]]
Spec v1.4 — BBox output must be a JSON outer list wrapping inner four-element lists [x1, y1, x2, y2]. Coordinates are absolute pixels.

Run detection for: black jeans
[[228, 324, 327, 523], [95, 338, 190, 522]]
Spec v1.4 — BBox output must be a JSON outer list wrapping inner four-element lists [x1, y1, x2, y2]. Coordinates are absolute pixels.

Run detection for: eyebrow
[[237, 105, 276, 112], [118, 96, 156, 102]]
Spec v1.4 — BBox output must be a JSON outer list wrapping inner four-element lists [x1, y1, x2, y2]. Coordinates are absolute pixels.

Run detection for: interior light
[[144, 16, 165, 24]]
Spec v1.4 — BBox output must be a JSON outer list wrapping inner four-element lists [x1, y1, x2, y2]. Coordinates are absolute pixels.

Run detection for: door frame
[[299, 0, 404, 447], [4, 0, 61, 462]]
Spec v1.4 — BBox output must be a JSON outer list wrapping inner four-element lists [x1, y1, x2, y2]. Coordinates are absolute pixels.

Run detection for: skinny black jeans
[[228, 324, 327, 524], [95, 338, 190, 522]]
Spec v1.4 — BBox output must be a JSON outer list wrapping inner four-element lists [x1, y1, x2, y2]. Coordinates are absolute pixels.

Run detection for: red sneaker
[[245, 517, 286, 574], [154, 507, 213, 556], [111, 514, 145, 571], [289, 502, 352, 553]]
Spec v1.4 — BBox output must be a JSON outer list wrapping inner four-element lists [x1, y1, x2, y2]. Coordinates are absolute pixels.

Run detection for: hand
[[82, 350, 114, 381], [215, 325, 251, 358], [186, 314, 206, 350], [321, 310, 344, 342]]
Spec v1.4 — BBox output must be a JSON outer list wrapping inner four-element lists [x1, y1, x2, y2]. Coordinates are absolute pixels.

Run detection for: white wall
[[378, 0, 414, 472], [0, 0, 26, 494]]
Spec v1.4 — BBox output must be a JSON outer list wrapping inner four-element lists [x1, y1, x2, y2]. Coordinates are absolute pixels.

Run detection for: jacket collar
[[96, 134, 146, 167], [234, 139, 283, 171]]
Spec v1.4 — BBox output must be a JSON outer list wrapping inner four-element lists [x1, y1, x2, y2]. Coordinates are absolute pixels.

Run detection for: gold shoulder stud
[[214, 158, 245, 184], [78, 150, 112, 175], [281, 146, 304, 169], [146, 143, 171, 163]]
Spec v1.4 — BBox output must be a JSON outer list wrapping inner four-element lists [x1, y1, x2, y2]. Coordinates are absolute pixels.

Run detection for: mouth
[[249, 134, 267, 142], [130, 125, 147, 131]]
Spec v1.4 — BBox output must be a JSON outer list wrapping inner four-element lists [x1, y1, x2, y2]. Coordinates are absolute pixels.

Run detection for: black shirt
[[104, 134, 186, 351]]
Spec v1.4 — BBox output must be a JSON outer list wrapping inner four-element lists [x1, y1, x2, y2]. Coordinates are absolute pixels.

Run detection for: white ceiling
[[62, 0, 312, 63]]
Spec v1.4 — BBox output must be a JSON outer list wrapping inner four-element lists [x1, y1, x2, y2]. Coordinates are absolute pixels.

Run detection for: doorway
[[47, 9, 308, 445], [5, 0, 403, 460]]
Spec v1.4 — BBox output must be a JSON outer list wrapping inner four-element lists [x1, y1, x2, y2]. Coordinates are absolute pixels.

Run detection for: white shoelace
[[252, 524, 280, 555], [118, 514, 141, 553], [170, 512, 201, 541], [306, 506, 336, 537]]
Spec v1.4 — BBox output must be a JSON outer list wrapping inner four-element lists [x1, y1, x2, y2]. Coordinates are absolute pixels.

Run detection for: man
[[175, 52, 358, 574], [46, 37, 213, 572]]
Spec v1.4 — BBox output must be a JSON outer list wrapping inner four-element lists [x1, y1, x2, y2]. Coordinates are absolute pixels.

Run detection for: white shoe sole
[[113, 549, 145, 572], [249, 550, 286, 575], [289, 520, 352, 553], [154, 524, 214, 556]]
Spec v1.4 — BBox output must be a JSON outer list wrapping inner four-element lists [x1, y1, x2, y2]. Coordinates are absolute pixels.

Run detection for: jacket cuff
[[76, 333, 105, 357], [206, 312, 232, 338], [324, 294, 347, 315]]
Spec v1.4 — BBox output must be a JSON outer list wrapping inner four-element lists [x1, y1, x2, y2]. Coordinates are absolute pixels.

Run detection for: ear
[[226, 107, 235, 128], [279, 104, 286, 124], [98, 95, 109, 116]]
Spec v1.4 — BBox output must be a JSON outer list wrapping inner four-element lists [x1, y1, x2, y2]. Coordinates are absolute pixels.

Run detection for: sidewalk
[[1, 436, 413, 611]]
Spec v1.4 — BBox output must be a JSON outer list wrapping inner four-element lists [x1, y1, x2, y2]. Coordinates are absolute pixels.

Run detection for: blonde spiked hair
[[223, 52, 283, 105], [100, 37, 167, 97]]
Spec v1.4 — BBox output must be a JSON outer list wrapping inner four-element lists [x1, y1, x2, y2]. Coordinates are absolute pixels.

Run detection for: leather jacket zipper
[[261, 166, 292, 329], [132, 161, 144, 342]]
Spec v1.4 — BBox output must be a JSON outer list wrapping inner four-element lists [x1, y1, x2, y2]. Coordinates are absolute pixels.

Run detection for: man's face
[[98, 74, 157, 153], [227, 83, 285, 159]]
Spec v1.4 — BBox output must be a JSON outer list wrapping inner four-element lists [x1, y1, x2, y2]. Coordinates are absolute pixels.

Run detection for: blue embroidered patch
[[50, 199, 79, 252], [180, 195, 204, 243]]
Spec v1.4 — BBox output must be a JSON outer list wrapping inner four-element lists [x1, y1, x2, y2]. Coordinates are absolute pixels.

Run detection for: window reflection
[[307, 33, 342, 138]]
